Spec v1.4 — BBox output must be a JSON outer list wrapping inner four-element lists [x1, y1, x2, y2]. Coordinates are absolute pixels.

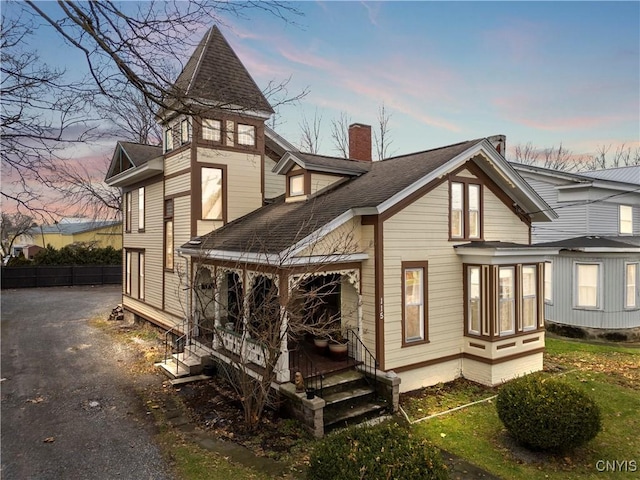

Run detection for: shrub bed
[[496, 373, 601, 451], [307, 421, 448, 480]]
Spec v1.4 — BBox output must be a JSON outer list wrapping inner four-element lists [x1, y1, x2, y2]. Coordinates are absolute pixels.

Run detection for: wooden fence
[[1, 266, 121, 289]]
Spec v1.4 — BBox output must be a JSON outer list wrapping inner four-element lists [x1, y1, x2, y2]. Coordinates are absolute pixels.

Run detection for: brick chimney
[[348, 123, 372, 161]]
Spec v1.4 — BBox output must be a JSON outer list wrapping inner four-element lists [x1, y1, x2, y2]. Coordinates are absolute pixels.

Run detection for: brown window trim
[[401, 261, 429, 347], [463, 262, 544, 342], [124, 191, 132, 233], [285, 169, 311, 197], [138, 250, 145, 302], [164, 199, 174, 272], [137, 187, 145, 233], [448, 175, 484, 241], [197, 164, 227, 223]]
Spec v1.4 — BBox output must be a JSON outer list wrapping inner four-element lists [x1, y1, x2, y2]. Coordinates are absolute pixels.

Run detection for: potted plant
[[313, 336, 329, 354], [328, 329, 349, 360]]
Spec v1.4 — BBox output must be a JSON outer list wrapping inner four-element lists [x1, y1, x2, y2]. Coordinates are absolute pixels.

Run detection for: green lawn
[[406, 337, 640, 480]]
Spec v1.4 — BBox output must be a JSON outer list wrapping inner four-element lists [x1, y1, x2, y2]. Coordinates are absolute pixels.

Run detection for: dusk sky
[[6, 1, 640, 183]]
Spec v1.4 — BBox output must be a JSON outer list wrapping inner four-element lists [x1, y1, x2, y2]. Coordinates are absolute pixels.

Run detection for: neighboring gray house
[[512, 164, 640, 338]]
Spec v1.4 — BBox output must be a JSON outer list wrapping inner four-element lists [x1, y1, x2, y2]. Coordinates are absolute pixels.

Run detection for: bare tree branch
[[330, 112, 351, 158]]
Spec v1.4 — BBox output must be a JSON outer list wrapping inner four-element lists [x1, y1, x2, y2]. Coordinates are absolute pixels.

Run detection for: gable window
[[165, 127, 173, 152], [289, 174, 305, 196], [164, 199, 174, 270], [498, 267, 515, 335], [202, 167, 223, 220], [619, 205, 633, 234], [202, 119, 221, 142], [237, 124, 256, 146], [138, 187, 145, 231], [544, 261, 553, 304], [450, 178, 482, 240], [575, 263, 601, 309], [125, 251, 132, 295], [626, 263, 638, 309], [124, 191, 132, 232], [139, 252, 145, 300], [402, 262, 428, 345], [181, 119, 191, 144]]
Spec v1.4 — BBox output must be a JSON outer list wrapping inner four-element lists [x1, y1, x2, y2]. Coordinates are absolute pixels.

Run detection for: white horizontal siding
[[164, 150, 190, 176], [310, 173, 342, 194], [264, 156, 285, 200], [165, 173, 190, 197]]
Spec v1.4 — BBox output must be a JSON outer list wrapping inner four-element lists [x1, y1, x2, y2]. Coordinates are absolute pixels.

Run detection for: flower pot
[[305, 387, 316, 399], [328, 342, 348, 360], [313, 337, 329, 354], [225, 322, 235, 331]]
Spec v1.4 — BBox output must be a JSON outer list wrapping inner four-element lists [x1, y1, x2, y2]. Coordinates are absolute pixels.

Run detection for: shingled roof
[[182, 139, 481, 255], [168, 26, 273, 115], [119, 142, 162, 167]]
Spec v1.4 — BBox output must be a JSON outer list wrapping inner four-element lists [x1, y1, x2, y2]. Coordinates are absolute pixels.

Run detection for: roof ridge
[[186, 27, 213, 96], [381, 138, 482, 162]]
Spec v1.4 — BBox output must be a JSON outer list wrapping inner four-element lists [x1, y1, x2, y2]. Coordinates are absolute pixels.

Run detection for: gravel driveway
[[1, 286, 175, 480]]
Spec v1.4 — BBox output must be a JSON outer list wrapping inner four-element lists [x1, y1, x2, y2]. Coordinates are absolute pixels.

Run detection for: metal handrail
[[290, 343, 324, 398], [346, 328, 379, 397]]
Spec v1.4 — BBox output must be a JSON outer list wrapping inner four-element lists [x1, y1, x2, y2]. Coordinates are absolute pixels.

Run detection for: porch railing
[[290, 344, 324, 398], [346, 328, 379, 398]]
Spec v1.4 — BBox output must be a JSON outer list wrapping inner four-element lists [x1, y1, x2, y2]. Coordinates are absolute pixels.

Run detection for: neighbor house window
[[468, 266, 482, 335], [164, 199, 174, 270], [237, 124, 256, 146], [138, 187, 145, 231], [575, 263, 600, 309], [619, 205, 633, 234], [626, 263, 638, 309], [138, 253, 145, 300], [450, 178, 482, 240], [289, 174, 305, 196], [522, 266, 537, 330], [181, 119, 191, 144], [165, 127, 173, 152], [202, 119, 221, 141], [125, 251, 132, 295], [402, 262, 428, 344], [124, 191, 132, 232], [499, 267, 515, 335], [201, 167, 223, 220], [544, 261, 553, 303]]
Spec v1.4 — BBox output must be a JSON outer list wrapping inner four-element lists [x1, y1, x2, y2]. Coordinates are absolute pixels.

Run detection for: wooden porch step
[[324, 401, 387, 428], [323, 386, 374, 406]]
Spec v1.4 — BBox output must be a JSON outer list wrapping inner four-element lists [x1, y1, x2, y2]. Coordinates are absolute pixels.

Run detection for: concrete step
[[323, 386, 374, 406], [324, 401, 387, 428], [155, 360, 190, 379], [169, 374, 212, 386], [174, 352, 203, 368]]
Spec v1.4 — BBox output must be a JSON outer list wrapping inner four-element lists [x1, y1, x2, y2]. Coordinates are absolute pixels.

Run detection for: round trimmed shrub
[[307, 422, 448, 480], [496, 373, 601, 451]]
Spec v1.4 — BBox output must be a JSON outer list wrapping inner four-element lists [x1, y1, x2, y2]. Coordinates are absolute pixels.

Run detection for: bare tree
[[511, 142, 578, 171], [176, 210, 360, 429], [330, 112, 351, 158], [513, 142, 540, 166], [578, 144, 640, 171], [373, 103, 395, 160], [298, 109, 323, 154], [1, 212, 36, 257]]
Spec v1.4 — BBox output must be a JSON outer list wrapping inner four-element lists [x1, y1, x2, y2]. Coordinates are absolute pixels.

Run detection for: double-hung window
[[498, 267, 515, 335], [138, 253, 145, 300], [575, 263, 601, 309], [124, 191, 132, 232], [164, 199, 174, 270], [402, 262, 428, 345], [165, 127, 173, 152], [138, 187, 145, 231], [468, 266, 482, 335], [626, 263, 638, 309], [522, 266, 537, 330], [125, 251, 132, 295], [544, 261, 553, 303], [181, 119, 191, 144], [202, 167, 223, 220], [450, 179, 482, 240], [619, 205, 633, 234]]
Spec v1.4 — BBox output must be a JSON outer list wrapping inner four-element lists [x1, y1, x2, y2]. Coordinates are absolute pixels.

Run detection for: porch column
[[276, 273, 291, 383], [212, 268, 222, 349]]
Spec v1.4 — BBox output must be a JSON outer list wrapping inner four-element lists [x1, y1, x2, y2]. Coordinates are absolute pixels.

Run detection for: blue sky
[[9, 1, 640, 162], [213, 1, 639, 159]]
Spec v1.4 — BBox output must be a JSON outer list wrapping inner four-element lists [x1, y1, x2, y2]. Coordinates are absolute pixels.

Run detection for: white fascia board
[[176, 246, 367, 266], [572, 247, 640, 253], [455, 246, 560, 265], [105, 157, 164, 187], [272, 152, 304, 174], [265, 126, 298, 152]]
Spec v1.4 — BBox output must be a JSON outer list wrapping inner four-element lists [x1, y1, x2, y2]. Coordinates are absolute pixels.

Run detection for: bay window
[[499, 267, 515, 335], [544, 261, 553, 303], [522, 266, 537, 330], [575, 263, 600, 309], [468, 266, 482, 335]]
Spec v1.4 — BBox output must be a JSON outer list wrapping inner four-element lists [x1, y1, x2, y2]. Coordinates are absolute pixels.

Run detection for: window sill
[[401, 339, 430, 348], [572, 306, 603, 311]]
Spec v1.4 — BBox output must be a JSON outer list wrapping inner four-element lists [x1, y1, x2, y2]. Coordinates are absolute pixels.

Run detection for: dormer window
[[181, 119, 191, 144], [165, 128, 173, 152], [237, 124, 256, 146], [202, 119, 221, 142], [289, 174, 305, 196]]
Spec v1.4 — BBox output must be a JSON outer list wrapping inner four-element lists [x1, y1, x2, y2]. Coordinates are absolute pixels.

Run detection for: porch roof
[[454, 241, 560, 264]]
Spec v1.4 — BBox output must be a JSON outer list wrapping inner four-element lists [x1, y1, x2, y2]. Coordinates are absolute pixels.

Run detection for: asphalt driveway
[[1, 285, 175, 480]]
